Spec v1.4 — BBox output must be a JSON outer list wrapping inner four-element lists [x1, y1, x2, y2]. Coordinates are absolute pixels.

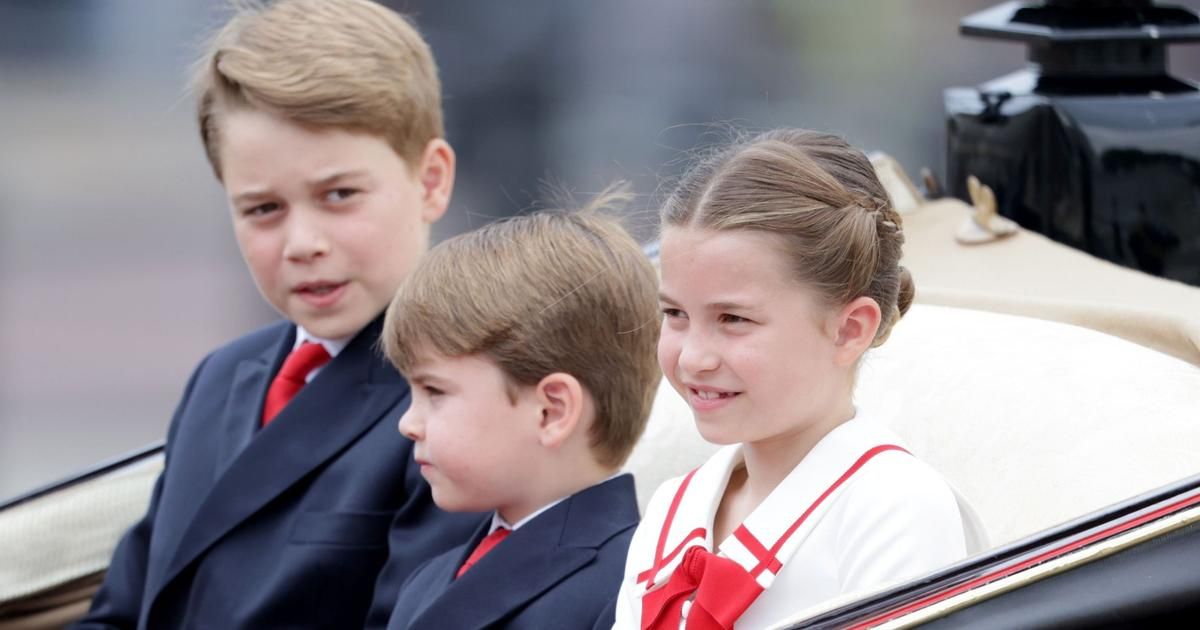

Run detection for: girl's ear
[[535, 372, 585, 449], [832, 296, 882, 367], [416, 138, 455, 224]]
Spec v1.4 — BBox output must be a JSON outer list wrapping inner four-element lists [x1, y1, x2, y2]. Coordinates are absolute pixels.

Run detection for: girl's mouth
[[687, 387, 741, 411]]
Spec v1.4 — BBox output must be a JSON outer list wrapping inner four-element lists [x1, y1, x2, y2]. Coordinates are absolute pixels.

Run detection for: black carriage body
[[944, 1, 1200, 287]]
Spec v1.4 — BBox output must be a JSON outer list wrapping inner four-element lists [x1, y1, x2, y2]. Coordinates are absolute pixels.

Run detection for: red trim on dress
[[755, 445, 908, 577], [636, 444, 909, 629], [638, 468, 701, 585], [734, 526, 782, 577]]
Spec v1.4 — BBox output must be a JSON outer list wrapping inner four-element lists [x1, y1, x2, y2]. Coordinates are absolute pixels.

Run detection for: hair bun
[[896, 266, 915, 318]]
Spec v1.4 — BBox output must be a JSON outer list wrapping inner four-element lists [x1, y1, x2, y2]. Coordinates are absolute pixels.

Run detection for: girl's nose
[[677, 333, 721, 375]]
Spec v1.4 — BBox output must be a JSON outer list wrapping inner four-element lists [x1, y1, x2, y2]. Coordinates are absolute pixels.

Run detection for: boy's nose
[[283, 211, 331, 261], [398, 408, 423, 440]]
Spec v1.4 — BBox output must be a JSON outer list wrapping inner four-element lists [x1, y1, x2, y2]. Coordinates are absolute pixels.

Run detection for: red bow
[[641, 546, 764, 629]]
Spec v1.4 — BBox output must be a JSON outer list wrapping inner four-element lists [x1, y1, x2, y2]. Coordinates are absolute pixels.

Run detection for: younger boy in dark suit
[[380, 195, 661, 629]]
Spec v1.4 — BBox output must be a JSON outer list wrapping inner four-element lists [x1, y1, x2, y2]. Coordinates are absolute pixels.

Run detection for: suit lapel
[[403, 524, 488, 625], [213, 331, 291, 476], [155, 317, 407, 598], [409, 475, 639, 630]]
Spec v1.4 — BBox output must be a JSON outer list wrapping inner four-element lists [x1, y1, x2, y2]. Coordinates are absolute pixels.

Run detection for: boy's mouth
[[293, 280, 348, 307], [295, 280, 347, 294]]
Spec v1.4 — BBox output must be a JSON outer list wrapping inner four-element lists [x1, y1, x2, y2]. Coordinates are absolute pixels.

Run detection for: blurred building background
[[2, 0, 1197, 498]]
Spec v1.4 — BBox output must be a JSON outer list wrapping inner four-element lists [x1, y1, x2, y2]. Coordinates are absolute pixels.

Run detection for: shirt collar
[[487, 472, 624, 534], [294, 325, 353, 358], [489, 498, 563, 534]]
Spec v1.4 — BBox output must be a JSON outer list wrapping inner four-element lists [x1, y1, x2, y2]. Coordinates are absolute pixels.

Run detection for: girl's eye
[[719, 313, 751, 324], [422, 385, 444, 397], [662, 308, 687, 319], [325, 188, 359, 203]]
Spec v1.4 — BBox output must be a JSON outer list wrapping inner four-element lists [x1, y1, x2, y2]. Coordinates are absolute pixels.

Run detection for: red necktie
[[456, 528, 510, 578], [261, 342, 332, 427]]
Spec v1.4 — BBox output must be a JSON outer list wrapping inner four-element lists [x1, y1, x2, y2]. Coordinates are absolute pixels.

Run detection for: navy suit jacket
[[384, 474, 640, 630], [76, 317, 484, 629]]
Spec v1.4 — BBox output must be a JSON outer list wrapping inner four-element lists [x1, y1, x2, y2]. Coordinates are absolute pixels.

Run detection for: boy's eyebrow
[[228, 171, 369, 205], [309, 170, 369, 188], [406, 366, 444, 384], [232, 189, 272, 205]]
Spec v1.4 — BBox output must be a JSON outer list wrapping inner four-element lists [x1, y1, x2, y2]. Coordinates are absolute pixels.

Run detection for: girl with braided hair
[[614, 129, 982, 629]]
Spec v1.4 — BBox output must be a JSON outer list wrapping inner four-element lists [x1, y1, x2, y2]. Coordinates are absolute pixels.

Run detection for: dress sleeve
[[833, 454, 967, 594]]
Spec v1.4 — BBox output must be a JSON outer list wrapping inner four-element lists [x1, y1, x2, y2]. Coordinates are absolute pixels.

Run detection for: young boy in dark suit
[[379, 198, 661, 630], [76, 1, 482, 628]]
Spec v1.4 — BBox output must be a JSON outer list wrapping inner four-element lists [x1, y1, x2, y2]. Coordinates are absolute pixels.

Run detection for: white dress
[[613, 416, 985, 629]]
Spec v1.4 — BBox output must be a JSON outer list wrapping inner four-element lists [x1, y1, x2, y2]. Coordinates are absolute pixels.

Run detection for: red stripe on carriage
[[848, 489, 1200, 629]]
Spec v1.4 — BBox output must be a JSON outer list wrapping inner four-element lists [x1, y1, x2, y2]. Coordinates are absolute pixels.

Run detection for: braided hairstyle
[[662, 129, 912, 347]]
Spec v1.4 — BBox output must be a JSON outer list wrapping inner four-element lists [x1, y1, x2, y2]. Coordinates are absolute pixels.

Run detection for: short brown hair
[[194, 0, 443, 178], [663, 129, 913, 347], [383, 192, 661, 469]]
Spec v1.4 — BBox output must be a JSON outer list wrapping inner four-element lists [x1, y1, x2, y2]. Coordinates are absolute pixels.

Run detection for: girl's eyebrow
[[660, 291, 758, 313], [709, 300, 755, 312]]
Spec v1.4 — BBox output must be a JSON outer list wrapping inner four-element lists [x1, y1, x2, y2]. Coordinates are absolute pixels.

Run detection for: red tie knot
[[279, 342, 332, 383], [261, 342, 333, 427], [456, 527, 510, 578]]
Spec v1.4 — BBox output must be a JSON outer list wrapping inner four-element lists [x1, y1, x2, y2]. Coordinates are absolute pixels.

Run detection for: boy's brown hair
[[194, 0, 442, 178], [383, 192, 661, 469]]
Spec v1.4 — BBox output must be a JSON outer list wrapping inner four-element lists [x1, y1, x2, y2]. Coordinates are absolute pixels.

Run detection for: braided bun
[[662, 128, 913, 349]]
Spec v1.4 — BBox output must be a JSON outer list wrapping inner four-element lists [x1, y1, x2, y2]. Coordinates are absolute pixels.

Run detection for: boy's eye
[[719, 313, 752, 324], [324, 188, 359, 203], [662, 308, 687, 319], [243, 202, 280, 217], [422, 385, 444, 397]]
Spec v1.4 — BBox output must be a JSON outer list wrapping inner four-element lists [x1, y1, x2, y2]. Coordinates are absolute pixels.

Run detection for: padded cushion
[[0, 455, 161, 604]]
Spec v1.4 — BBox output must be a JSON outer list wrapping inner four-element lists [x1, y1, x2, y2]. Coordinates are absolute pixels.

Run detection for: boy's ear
[[415, 138, 455, 224], [534, 372, 586, 450], [831, 296, 882, 367]]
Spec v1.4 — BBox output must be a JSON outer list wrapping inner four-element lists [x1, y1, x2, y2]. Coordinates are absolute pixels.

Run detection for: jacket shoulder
[[189, 320, 292, 375], [210, 320, 292, 359]]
